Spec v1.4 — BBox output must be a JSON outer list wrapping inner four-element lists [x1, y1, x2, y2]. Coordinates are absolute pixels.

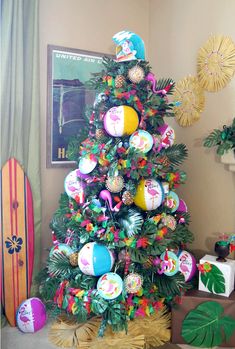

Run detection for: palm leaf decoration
[[155, 273, 191, 297], [48, 252, 72, 278], [118, 208, 144, 237], [204, 129, 222, 148], [163, 144, 188, 166], [200, 264, 225, 294], [182, 301, 235, 347]]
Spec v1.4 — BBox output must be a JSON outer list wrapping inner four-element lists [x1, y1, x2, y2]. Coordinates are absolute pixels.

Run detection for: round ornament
[[157, 124, 175, 150], [122, 190, 134, 205], [97, 272, 123, 300], [49, 244, 74, 259], [160, 251, 179, 276], [134, 179, 164, 211], [103, 106, 139, 137], [128, 65, 145, 84], [177, 199, 188, 213], [16, 297, 46, 333], [69, 252, 78, 267], [106, 176, 124, 193], [124, 273, 143, 293], [178, 250, 197, 282], [129, 130, 153, 153], [164, 191, 179, 213], [161, 215, 177, 231], [78, 155, 97, 174], [78, 242, 115, 276], [64, 170, 85, 204], [115, 75, 125, 88]]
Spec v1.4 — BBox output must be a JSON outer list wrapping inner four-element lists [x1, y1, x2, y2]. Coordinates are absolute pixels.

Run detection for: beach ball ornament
[[16, 297, 46, 333], [64, 169, 85, 204], [157, 124, 175, 151], [78, 154, 97, 174], [160, 250, 179, 276], [129, 130, 153, 153], [164, 191, 179, 213], [177, 199, 188, 213], [112, 30, 145, 62], [103, 106, 139, 137], [134, 178, 164, 211], [178, 250, 197, 282], [78, 242, 115, 276], [97, 272, 123, 300]]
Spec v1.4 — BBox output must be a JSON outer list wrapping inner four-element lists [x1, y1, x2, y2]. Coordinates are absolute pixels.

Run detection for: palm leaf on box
[[182, 301, 235, 347]]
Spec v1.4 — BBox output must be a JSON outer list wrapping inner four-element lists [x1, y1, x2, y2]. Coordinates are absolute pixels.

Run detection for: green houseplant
[[204, 118, 235, 155]]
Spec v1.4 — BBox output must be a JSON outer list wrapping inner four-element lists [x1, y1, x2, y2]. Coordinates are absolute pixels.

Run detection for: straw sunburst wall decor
[[49, 306, 171, 349], [172, 75, 205, 127], [197, 35, 235, 92]]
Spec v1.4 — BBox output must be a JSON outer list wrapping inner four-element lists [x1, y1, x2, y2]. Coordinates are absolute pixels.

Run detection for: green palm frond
[[164, 144, 188, 166], [118, 208, 144, 237]]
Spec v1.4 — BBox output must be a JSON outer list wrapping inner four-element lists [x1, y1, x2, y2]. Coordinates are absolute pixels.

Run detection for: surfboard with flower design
[[0, 158, 34, 326]]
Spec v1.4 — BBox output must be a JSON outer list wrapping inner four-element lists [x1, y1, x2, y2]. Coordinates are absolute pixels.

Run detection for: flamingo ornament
[[145, 72, 173, 95], [99, 190, 122, 212]]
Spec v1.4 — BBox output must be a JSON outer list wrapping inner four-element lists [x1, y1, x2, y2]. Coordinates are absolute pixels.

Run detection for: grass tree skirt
[[37, 30, 196, 349], [49, 306, 171, 349]]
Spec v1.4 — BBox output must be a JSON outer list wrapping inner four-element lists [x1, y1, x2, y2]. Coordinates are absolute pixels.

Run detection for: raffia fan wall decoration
[[197, 35, 235, 92], [49, 307, 171, 349], [172, 76, 205, 127]]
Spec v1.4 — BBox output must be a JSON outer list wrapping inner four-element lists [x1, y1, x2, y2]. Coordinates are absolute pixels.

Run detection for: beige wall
[[149, 0, 235, 258], [39, 0, 150, 262], [39, 0, 235, 263]]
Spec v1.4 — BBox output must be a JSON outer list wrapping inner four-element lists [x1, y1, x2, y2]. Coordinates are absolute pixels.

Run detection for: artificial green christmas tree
[[38, 31, 195, 347]]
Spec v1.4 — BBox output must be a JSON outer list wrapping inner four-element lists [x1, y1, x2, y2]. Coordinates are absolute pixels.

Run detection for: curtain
[[1, 0, 41, 286]]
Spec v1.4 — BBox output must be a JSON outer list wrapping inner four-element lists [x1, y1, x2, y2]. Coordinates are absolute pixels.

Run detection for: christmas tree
[[38, 31, 195, 346]]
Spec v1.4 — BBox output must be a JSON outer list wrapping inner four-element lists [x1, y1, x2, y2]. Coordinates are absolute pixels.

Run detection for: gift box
[[171, 290, 235, 347], [198, 254, 235, 297]]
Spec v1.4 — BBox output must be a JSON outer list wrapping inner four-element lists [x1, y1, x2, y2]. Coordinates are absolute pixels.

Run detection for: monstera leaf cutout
[[182, 301, 235, 347], [200, 264, 225, 294]]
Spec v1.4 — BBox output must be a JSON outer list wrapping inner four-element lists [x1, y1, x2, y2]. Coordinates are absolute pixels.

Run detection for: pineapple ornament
[[69, 252, 78, 267], [95, 128, 106, 140], [128, 65, 145, 84], [122, 190, 134, 205], [115, 74, 125, 88]]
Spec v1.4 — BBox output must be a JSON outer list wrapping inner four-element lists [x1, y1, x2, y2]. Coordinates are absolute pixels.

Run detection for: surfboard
[[0, 158, 34, 326]]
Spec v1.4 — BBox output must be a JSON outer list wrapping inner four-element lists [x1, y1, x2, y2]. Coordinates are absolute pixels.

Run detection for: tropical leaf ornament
[[118, 208, 144, 237], [182, 301, 235, 347], [200, 263, 225, 294]]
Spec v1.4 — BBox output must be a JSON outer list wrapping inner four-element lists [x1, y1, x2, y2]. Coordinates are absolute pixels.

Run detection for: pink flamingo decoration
[[145, 72, 173, 95], [146, 180, 159, 209], [19, 305, 30, 328], [179, 254, 190, 274], [109, 109, 121, 135], [99, 190, 122, 212]]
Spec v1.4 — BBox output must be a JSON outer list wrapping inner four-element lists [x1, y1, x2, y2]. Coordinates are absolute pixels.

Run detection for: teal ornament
[[160, 250, 179, 276], [97, 272, 123, 300], [49, 244, 74, 258], [164, 191, 179, 212], [129, 130, 153, 154], [113, 30, 145, 62]]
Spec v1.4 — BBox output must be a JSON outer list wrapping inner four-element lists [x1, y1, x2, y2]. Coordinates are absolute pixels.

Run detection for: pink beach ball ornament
[[16, 297, 47, 333]]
